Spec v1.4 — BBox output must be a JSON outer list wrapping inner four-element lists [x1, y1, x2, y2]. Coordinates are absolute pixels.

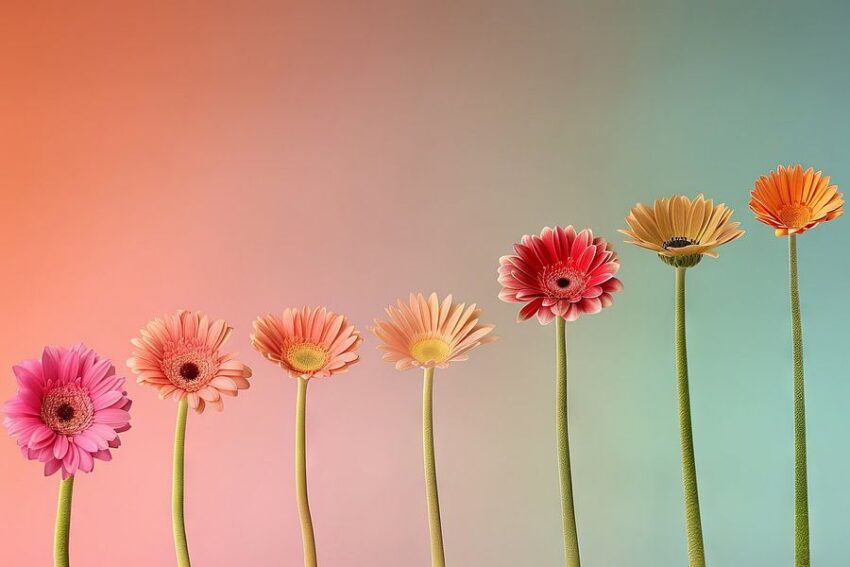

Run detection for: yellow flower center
[[778, 204, 812, 229], [410, 338, 451, 364], [285, 344, 328, 373]]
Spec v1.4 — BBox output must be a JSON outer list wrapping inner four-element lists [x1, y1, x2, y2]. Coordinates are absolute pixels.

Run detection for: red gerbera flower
[[498, 226, 623, 324]]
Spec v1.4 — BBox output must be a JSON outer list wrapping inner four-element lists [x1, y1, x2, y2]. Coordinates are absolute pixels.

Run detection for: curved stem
[[423, 367, 446, 567], [54, 475, 74, 567], [556, 316, 580, 567], [675, 267, 706, 566], [789, 234, 809, 566], [296, 377, 318, 567], [173, 397, 191, 567]]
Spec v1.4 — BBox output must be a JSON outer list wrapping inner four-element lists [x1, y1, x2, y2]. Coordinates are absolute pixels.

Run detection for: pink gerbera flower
[[127, 310, 252, 414], [251, 306, 363, 379], [498, 226, 623, 324], [2, 344, 131, 478]]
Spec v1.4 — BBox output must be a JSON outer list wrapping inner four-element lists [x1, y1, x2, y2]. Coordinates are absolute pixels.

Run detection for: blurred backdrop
[[1, 1, 849, 565]]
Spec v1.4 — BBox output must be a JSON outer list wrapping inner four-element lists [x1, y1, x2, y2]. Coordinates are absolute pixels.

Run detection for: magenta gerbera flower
[[2, 344, 131, 479], [498, 225, 623, 324]]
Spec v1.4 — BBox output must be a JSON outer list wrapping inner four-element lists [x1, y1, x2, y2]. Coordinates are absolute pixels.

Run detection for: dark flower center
[[179, 362, 200, 381], [662, 236, 695, 250], [556, 278, 570, 288], [55, 403, 75, 422]]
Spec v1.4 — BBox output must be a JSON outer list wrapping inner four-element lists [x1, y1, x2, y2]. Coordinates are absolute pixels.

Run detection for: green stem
[[556, 316, 580, 566], [173, 397, 191, 567], [423, 367, 446, 567], [789, 234, 809, 566], [54, 475, 74, 567], [296, 377, 318, 567], [675, 267, 706, 566]]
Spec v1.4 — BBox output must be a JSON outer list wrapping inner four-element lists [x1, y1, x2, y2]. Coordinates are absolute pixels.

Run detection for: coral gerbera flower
[[127, 310, 251, 414], [372, 293, 497, 371], [750, 164, 844, 236], [251, 306, 363, 379], [252, 306, 363, 567], [3, 344, 131, 479], [498, 226, 623, 324], [621, 194, 744, 268]]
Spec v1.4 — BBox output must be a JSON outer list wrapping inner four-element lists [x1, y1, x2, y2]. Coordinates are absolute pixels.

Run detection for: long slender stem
[[423, 367, 446, 567], [789, 233, 809, 566], [296, 377, 318, 567], [675, 267, 706, 566], [556, 316, 580, 567], [54, 475, 74, 567], [173, 397, 191, 567]]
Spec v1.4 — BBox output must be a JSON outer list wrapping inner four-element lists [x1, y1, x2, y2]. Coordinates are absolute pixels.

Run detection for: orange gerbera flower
[[750, 164, 843, 236]]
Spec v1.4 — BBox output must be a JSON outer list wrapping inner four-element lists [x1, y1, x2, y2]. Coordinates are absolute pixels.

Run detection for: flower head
[[498, 226, 623, 324], [128, 310, 251, 414], [3, 345, 131, 478], [620, 194, 744, 268], [252, 307, 363, 379], [750, 164, 843, 236], [372, 293, 496, 371]]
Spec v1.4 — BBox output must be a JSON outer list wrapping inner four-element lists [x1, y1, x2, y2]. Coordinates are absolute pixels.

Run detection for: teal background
[[445, 1, 850, 565], [1, 1, 849, 565]]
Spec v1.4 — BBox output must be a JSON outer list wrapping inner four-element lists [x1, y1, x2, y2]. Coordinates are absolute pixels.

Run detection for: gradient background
[[1, 1, 849, 565]]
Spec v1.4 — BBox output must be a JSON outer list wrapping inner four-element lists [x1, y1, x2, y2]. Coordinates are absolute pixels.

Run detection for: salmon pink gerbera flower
[[498, 226, 623, 324], [127, 310, 251, 414], [251, 306, 363, 379], [3, 344, 131, 479]]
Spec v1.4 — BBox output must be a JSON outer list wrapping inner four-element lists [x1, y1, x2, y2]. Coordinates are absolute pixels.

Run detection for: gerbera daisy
[[749, 165, 841, 567], [251, 306, 363, 380], [128, 310, 251, 567], [620, 194, 744, 268], [750, 164, 843, 236], [372, 293, 497, 371], [3, 344, 131, 478], [621, 195, 743, 567], [498, 226, 620, 566], [127, 310, 251, 414], [252, 306, 363, 567], [498, 226, 623, 324], [3, 344, 131, 566], [372, 293, 496, 567]]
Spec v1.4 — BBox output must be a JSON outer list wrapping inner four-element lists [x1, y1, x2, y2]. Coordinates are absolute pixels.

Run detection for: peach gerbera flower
[[127, 310, 251, 414], [621, 194, 744, 268], [372, 293, 497, 371], [750, 164, 843, 236], [251, 307, 363, 379]]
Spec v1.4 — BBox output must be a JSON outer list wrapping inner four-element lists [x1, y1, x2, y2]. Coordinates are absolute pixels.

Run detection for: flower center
[[540, 263, 588, 301], [285, 344, 328, 373], [163, 347, 217, 392], [56, 403, 75, 421], [662, 236, 695, 250], [41, 386, 94, 435], [778, 204, 812, 229], [179, 362, 200, 381], [410, 338, 451, 364]]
